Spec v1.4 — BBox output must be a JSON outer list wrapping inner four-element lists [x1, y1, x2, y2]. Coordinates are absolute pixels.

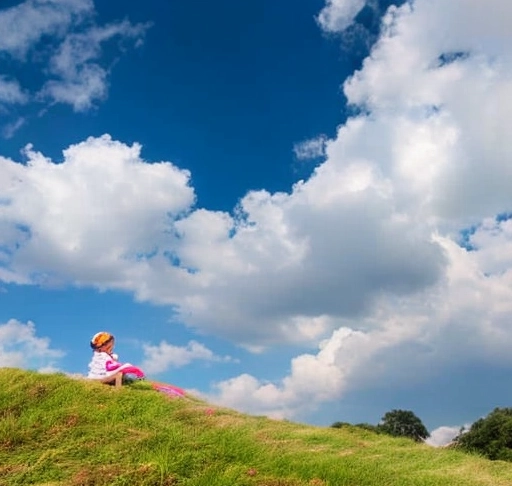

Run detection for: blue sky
[[1, 0, 512, 447]]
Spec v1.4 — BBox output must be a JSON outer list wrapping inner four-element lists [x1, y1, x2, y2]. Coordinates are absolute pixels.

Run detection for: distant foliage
[[331, 421, 380, 433], [331, 421, 351, 429], [378, 409, 429, 442], [354, 423, 381, 433], [455, 408, 512, 461]]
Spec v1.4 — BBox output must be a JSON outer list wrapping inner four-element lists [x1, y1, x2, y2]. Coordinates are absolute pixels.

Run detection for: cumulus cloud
[[0, 130, 444, 347], [204, 328, 368, 418], [160, 144, 444, 345], [183, 246, 512, 418], [141, 340, 235, 375], [0, 134, 195, 286], [181, 0, 512, 418], [0, 319, 64, 370]]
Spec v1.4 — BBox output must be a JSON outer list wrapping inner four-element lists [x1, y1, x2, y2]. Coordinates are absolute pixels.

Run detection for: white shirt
[[88, 351, 121, 379]]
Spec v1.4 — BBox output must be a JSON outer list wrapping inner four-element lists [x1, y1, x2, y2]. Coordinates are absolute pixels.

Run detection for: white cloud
[[204, 327, 395, 418], [2, 117, 26, 139], [425, 425, 464, 447], [0, 319, 64, 370], [0, 134, 195, 286], [338, 1, 512, 228], [0, 0, 93, 59], [39, 63, 108, 112], [39, 19, 151, 111], [2, 130, 443, 347], [0, 76, 28, 105], [0, 0, 150, 120], [187, 0, 512, 418], [317, 0, 367, 33], [206, 224, 512, 419], [140, 340, 235, 375], [293, 136, 327, 160]]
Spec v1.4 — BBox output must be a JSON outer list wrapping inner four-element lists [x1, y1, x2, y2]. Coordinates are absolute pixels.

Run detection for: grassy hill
[[1, 369, 512, 486]]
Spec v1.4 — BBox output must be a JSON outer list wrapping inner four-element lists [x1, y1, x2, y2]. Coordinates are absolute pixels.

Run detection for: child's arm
[[106, 356, 144, 378], [105, 357, 123, 372]]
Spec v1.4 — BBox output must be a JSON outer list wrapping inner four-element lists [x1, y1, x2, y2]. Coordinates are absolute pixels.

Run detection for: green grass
[[1, 369, 512, 485]]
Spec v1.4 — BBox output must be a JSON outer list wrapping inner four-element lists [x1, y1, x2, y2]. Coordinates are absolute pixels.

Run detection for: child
[[87, 331, 145, 385]]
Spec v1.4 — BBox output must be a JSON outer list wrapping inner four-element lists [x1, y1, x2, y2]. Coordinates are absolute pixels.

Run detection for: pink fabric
[[119, 365, 145, 378], [105, 359, 144, 377], [151, 381, 185, 397], [106, 359, 122, 372]]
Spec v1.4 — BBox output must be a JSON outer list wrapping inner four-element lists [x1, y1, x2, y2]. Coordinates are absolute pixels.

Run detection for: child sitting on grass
[[87, 331, 145, 385]]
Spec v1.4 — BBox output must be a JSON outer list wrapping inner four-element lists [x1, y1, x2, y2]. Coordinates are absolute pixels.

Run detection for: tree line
[[332, 407, 512, 461]]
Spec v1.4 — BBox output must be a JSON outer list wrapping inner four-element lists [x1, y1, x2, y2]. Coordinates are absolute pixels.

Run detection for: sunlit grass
[[1, 368, 511, 485]]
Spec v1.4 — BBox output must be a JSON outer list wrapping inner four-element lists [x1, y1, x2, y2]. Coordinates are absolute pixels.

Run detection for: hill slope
[[1, 369, 511, 486]]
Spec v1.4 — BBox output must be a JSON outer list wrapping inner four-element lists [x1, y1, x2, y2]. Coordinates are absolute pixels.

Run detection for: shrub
[[455, 408, 512, 461]]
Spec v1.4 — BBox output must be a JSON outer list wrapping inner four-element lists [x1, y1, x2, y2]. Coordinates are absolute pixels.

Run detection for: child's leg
[[98, 373, 122, 387], [114, 373, 122, 388]]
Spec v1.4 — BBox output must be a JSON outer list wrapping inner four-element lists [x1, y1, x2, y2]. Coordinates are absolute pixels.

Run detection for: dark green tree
[[378, 409, 429, 442], [455, 408, 512, 461]]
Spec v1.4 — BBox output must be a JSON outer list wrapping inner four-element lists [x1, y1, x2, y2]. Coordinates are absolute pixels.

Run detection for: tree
[[455, 408, 512, 461], [378, 409, 429, 442]]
